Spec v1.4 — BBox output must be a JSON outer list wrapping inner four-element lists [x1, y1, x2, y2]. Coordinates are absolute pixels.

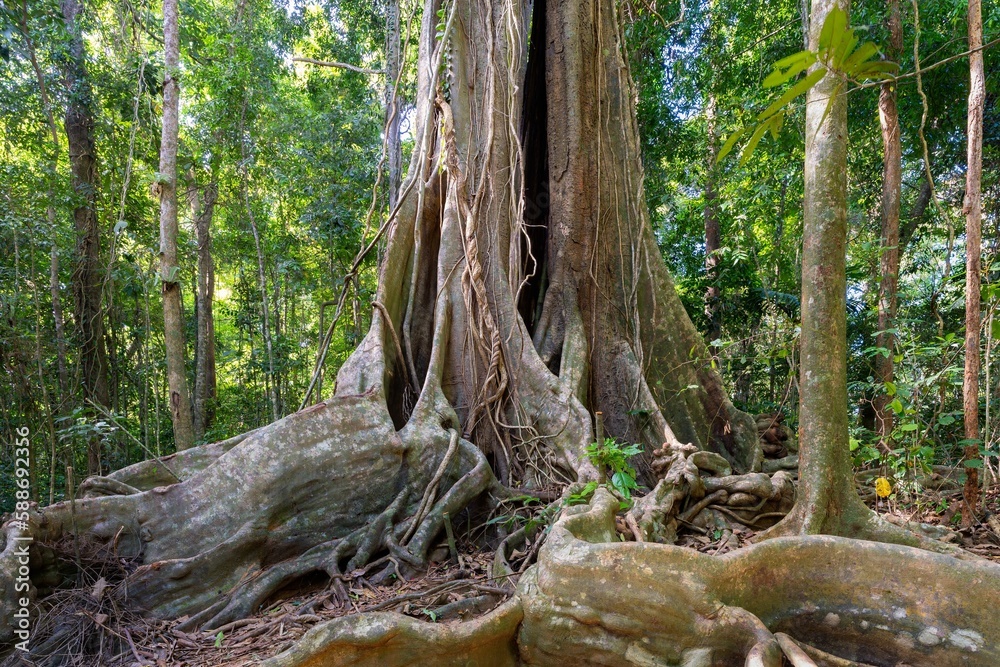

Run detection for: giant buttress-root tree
[[3, 0, 999, 664]]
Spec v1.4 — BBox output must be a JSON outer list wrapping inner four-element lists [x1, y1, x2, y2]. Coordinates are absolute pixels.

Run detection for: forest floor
[[863, 485, 1000, 562], [11, 475, 1000, 667], [16, 540, 518, 667], [664, 471, 1000, 562]]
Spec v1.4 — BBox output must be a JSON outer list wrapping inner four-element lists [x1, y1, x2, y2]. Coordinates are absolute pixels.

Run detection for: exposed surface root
[[625, 441, 795, 545], [0, 392, 502, 645], [251, 488, 1000, 666]]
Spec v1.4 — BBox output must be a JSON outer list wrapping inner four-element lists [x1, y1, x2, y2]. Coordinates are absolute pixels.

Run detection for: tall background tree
[[962, 0, 986, 524], [61, 0, 110, 474], [157, 0, 195, 450], [874, 0, 903, 449]]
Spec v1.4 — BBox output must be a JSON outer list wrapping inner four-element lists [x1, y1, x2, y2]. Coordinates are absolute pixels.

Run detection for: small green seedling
[[586, 438, 643, 505]]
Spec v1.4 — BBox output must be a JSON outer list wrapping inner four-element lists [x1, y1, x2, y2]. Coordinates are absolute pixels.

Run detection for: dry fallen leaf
[[92, 576, 108, 601]]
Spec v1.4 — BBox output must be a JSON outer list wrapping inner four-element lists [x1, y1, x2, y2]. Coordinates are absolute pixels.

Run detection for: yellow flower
[[875, 477, 892, 498]]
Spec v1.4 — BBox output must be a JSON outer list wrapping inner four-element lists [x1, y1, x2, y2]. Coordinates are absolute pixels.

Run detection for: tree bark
[[157, 0, 195, 451], [900, 172, 932, 251], [704, 93, 722, 346], [246, 187, 280, 423], [962, 0, 985, 526], [873, 0, 902, 448], [60, 0, 110, 474], [787, 0, 855, 533], [191, 174, 218, 441], [385, 0, 402, 210]]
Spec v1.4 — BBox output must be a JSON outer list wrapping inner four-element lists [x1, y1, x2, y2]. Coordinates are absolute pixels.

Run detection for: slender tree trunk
[[704, 94, 722, 346], [246, 190, 280, 423], [900, 172, 932, 251], [191, 175, 218, 441], [962, 0, 985, 526], [49, 237, 70, 403], [795, 0, 853, 531], [873, 0, 902, 448], [385, 0, 402, 210], [273, 272, 283, 414], [762, 0, 941, 549], [763, 0, 889, 539], [799, 0, 810, 49], [157, 0, 195, 451], [60, 0, 110, 474]]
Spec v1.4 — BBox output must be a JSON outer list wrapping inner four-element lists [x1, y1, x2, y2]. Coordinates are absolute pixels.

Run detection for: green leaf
[[717, 126, 750, 163], [740, 114, 784, 167], [964, 459, 984, 469], [814, 80, 844, 140], [853, 61, 899, 80], [832, 29, 858, 68], [937, 414, 956, 426], [769, 111, 784, 140], [161, 265, 182, 284], [762, 52, 817, 88], [884, 380, 897, 396], [841, 42, 880, 73], [739, 120, 775, 166], [758, 68, 826, 123], [818, 7, 848, 53], [889, 398, 903, 414], [898, 422, 918, 432], [771, 50, 814, 70], [215, 631, 225, 648]]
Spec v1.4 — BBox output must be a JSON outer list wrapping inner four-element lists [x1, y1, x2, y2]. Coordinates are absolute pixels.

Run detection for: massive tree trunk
[[4, 0, 999, 664], [962, 0, 985, 526], [60, 0, 110, 473], [158, 0, 196, 451]]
